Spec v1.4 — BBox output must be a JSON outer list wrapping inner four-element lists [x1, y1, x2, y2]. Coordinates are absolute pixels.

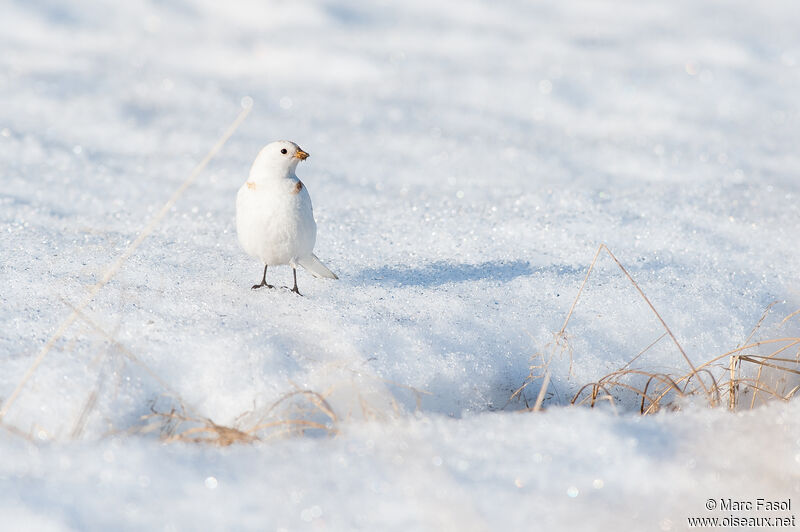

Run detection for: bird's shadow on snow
[[352, 260, 551, 287]]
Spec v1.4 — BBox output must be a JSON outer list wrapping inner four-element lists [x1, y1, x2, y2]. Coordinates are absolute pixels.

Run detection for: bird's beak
[[295, 149, 310, 160]]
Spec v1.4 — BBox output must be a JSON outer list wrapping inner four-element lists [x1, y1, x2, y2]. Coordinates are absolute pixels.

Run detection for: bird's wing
[[297, 254, 338, 279]]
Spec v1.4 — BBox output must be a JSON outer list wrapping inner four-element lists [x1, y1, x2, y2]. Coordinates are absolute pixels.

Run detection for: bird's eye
[[281, 148, 288, 154]]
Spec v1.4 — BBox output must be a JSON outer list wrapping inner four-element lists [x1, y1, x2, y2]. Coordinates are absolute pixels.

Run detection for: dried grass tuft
[[136, 388, 339, 446], [515, 244, 800, 414]]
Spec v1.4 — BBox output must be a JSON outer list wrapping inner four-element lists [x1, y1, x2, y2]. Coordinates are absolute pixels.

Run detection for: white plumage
[[236, 140, 337, 294]]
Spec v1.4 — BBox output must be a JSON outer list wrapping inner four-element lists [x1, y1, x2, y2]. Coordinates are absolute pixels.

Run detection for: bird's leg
[[251, 264, 274, 290], [291, 267, 302, 296]]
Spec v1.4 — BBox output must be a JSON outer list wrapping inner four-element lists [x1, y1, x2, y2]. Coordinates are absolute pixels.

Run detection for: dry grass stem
[[136, 387, 340, 446], [516, 244, 799, 415], [0, 103, 251, 424]]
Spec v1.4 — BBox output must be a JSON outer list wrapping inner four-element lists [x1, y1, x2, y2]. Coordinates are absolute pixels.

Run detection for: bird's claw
[[279, 285, 303, 296], [251, 283, 274, 290]]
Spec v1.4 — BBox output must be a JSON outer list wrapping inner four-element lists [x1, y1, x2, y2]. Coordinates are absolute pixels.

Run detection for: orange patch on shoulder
[[246, 181, 256, 190], [291, 181, 304, 195]]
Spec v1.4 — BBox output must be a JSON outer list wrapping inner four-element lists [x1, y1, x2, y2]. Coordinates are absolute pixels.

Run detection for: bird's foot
[[251, 282, 274, 290], [281, 285, 303, 296]]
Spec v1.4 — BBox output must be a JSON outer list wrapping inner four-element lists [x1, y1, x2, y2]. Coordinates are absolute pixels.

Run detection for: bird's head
[[251, 140, 310, 178]]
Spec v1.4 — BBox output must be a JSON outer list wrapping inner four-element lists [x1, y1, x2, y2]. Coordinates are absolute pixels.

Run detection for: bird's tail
[[297, 254, 338, 279]]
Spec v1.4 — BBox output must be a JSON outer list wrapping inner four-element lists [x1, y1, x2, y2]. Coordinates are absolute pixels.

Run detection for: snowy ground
[[2, 0, 800, 530]]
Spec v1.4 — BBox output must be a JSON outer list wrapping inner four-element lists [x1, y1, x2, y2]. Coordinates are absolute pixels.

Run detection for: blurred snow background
[[1, 0, 799, 529]]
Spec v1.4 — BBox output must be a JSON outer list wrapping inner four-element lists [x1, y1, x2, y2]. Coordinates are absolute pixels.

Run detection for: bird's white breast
[[236, 177, 316, 266]]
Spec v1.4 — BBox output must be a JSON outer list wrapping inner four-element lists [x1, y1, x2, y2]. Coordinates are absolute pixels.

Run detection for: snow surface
[[1, 0, 799, 529]]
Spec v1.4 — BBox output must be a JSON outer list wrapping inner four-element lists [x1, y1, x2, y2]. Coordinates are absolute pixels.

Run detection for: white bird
[[236, 140, 338, 295]]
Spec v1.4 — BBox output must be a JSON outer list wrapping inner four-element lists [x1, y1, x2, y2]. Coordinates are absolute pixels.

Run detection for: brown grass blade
[[0, 102, 251, 423]]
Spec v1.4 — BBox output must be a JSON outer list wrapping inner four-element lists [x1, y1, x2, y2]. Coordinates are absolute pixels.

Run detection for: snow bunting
[[236, 140, 338, 295]]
